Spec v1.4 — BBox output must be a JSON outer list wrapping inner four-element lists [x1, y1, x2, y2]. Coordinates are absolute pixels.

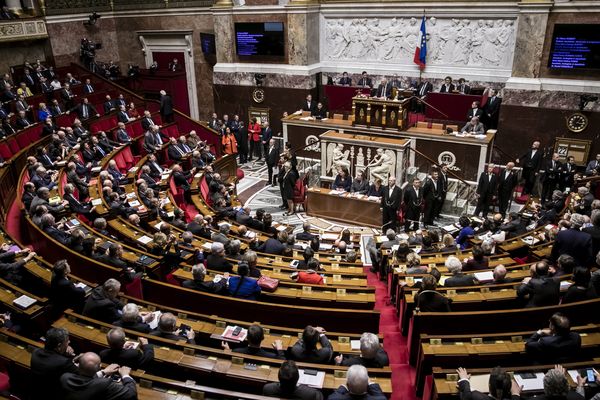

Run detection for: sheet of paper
[[137, 235, 152, 245], [474, 271, 494, 282], [298, 370, 325, 389], [91, 198, 102, 206], [514, 373, 545, 391], [350, 340, 360, 350]]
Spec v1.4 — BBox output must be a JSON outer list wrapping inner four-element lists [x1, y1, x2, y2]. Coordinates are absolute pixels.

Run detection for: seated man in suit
[[439, 76, 455, 93], [113, 303, 154, 333], [525, 313, 582, 363], [31, 166, 57, 190], [222, 324, 285, 359], [30, 187, 67, 217], [350, 170, 369, 194], [141, 110, 158, 131], [150, 312, 196, 344], [335, 332, 389, 368], [444, 256, 477, 287], [41, 213, 72, 246], [60, 352, 137, 400], [290, 325, 333, 364], [467, 101, 483, 121], [182, 264, 228, 294], [456, 366, 516, 400], [0, 244, 36, 285], [30, 327, 80, 400], [103, 95, 116, 114], [82, 278, 124, 323], [296, 222, 315, 241], [456, 78, 470, 94], [15, 110, 32, 130], [312, 102, 328, 119], [75, 98, 100, 120], [206, 242, 233, 273], [517, 261, 560, 307], [115, 121, 132, 143], [338, 71, 352, 86], [461, 116, 485, 134], [100, 328, 154, 369], [257, 230, 287, 255], [357, 71, 373, 89], [117, 105, 133, 124], [263, 360, 324, 400], [328, 365, 387, 400], [167, 137, 186, 161]]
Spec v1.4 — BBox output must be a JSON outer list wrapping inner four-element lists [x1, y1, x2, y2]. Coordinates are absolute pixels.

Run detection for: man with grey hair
[[211, 223, 231, 245], [551, 213, 593, 267], [575, 186, 594, 216], [583, 209, 600, 257], [29, 186, 67, 215], [227, 239, 242, 259], [150, 312, 195, 344], [540, 366, 585, 400], [296, 222, 315, 241], [335, 332, 389, 368], [206, 241, 232, 273], [445, 256, 476, 287], [31, 166, 57, 190], [60, 352, 137, 399], [182, 264, 228, 293], [186, 213, 210, 238], [380, 229, 399, 250], [82, 278, 123, 323], [345, 250, 358, 263], [517, 261, 560, 308], [100, 327, 154, 369], [488, 264, 517, 285], [113, 303, 154, 333], [329, 364, 386, 400]]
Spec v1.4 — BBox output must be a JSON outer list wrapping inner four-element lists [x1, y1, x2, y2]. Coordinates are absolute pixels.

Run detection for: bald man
[[60, 352, 137, 399], [328, 364, 386, 400], [99, 328, 154, 369]]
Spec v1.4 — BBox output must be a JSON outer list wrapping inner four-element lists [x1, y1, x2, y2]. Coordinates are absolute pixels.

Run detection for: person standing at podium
[[338, 72, 352, 86], [415, 79, 432, 113], [357, 71, 373, 89], [382, 176, 401, 231], [300, 94, 316, 114], [375, 78, 392, 99]]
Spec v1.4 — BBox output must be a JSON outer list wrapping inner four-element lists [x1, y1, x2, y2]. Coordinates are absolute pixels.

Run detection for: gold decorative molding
[[213, 0, 234, 7], [0, 18, 47, 43]]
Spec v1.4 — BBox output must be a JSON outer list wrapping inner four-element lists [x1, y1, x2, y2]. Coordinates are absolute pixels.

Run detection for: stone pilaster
[[212, 8, 235, 64]]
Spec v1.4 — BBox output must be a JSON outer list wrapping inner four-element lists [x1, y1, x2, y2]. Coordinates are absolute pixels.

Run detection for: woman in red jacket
[[247, 117, 262, 161], [222, 127, 238, 155]]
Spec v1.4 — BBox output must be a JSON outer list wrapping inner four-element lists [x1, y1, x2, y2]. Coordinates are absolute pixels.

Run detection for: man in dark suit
[[338, 71, 352, 86], [222, 324, 285, 359], [439, 76, 455, 93], [159, 90, 174, 123], [100, 328, 154, 369], [500, 212, 527, 239], [517, 140, 543, 195], [103, 95, 116, 114], [266, 138, 279, 185], [551, 213, 593, 267], [30, 327, 79, 400], [456, 367, 517, 400], [382, 176, 401, 232], [301, 94, 316, 114], [357, 71, 373, 89], [456, 78, 470, 94], [296, 222, 315, 241], [168, 137, 186, 161], [517, 261, 560, 307], [497, 162, 518, 216], [541, 152, 562, 204], [525, 313, 582, 363], [83, 78, 94, 94], [82, 278, 124, 323], [583, 212, 600, 258], [375, 78, 392, 99], [206, 241, 233, 272], [261, 122, 273, 160], [482, 89, 501, 129], [328, 365, 386, 400], [466, 101, 484, 121], [145, 154, 165, 179], [15, 110, 32, 130], [335, 332, 389, 368], [143, 126, 164, 153], [182, 264, 228, 293], [263, 360, 324, 400], [60, 83, 76, 109], [403, 178, 423, 232], [415, 79, 433, 113], [445, 256, 477, 287], [257, 231, 287, 256], [560, 155, 576, 191], [168, 58, 182, 72], [60, 352, 137, 399], [422, 171, 442, 226], [115, 122, 131, 143], [75, 98, 99, 120], [475, 164, 498, 217], [141, 110, 157, 131], [435, 164, 449, 219], [150, 312, 196, 344], [290, 325, 333, 364]]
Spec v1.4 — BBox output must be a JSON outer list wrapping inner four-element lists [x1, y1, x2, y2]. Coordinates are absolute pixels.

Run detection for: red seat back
[[7, 138, 19, 154], [0, 143, 11, 159]]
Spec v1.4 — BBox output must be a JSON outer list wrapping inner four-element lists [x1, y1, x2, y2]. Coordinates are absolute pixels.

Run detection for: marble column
[[510, 0, 553, 79], [212, 8, 235, 64], [286, 4, 319, 66]]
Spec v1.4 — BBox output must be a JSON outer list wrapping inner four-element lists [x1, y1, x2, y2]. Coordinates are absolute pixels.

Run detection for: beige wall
[[0, 40, 49, 77]]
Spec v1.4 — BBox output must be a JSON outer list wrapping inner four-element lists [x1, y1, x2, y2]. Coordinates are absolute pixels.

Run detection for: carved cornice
[[0, 18, 48, 43]]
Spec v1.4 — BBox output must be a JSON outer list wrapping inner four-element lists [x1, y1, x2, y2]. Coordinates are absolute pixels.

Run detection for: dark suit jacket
[[31, 348, 78, 399], [99, 344, 154, 369], [340, 348, 389, 368], [150, 329, 195, 344], [168, 144, 185, 161], [375, 83, 392, 98], [525, 331, 582, 363], [582, 225, 600, 259], [160, 95, 173, 115], [103, 100, 116, 114], [467, 108, 484, 121], [290, 335, 333, 364], [60, 373, 137, 400], [301, 101, 316, 113], [141, 117, 156, 131], [258, 238, 286, 255], [477, 172, 498, 199], [231, 344, 285, 359], [263, 383, 323, 400], [551, 228, 593, 267], [75, 103, 98, 119], [113, 318, 152, 334], [382, 185, 401, 210], [458, 380, 520, 400], [517, 276, 560, 308], [206, 254, 233, 273], [543, 159, 562, 182], [82, 286, 124, 323], [445, 273, 477, 287], [415, 290, 452, 311], [483, 96, 502, 118], [50, 276, 86, 312], [357, 77, 373, 88], [327, 384, 387, 400], [439, 83, 455, 93], [403, 186, 422, 220], [417, 81, 433, 97], [182, 279, 227, 294], [497, 170, 518, 195]]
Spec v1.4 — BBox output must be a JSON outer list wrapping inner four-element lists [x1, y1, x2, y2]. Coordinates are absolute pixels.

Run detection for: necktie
[[45, 155, 51, 164], [183, 144, 191, 153], [98, 146, 105, 156], [24, 119, 29, 125], [175, 145, 184, 156], [83, 106, 88, 119], [155, 134, 162, 145], [154, 162, 163, 173], [56, 106, 61, 114], [87, 85, 93, 92]]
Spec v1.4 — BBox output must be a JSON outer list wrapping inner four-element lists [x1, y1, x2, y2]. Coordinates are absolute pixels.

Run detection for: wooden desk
[[306, 187, 382, 228]]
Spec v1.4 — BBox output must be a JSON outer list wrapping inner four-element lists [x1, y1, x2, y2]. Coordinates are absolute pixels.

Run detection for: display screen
[[235, 22, 285, 56], [548, 24, 600, 69], [200, 33, 216, 55]]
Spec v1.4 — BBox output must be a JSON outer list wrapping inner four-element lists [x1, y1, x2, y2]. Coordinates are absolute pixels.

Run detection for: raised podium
[[352, 97, 410, 130]]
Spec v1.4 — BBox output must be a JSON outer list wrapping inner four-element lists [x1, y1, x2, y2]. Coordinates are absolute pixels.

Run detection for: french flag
[[413, 16, 427, 70]]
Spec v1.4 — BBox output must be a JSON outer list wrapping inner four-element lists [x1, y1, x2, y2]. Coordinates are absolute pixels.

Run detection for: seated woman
[[127, 102, 139, 119], [562, 267, 597, 304], [332, 167, 352, 192], [291, 258, 324, 285], [455, 215, 474, 250], [228, 262, 261, 300], [415, 274, 451, 312], [462, 245, 489, 271], [367, 178, 383, 197]]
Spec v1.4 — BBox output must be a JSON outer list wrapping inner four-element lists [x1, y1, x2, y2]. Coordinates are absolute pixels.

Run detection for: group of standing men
[[381, 165, 449, 232], [474, 140, 581, 218]]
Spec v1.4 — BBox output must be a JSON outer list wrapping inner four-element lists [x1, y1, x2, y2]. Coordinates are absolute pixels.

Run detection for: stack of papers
[[350, 340, 361, 350], [298, 370, 326, 389], [222, 326, 248, 342], [137, 235, 152, 245], [474, 271, 494, 283], [13, 295, 37, 309], [514, 373, 545, 391], [91, 198, 103, 206]]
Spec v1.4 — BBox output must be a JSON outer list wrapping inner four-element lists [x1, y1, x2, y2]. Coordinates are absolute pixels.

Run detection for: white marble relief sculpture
[[323, 17, 516, 68]]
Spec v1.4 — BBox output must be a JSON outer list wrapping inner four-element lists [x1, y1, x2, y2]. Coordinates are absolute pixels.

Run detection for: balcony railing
[[0, 18, 47, 43], [43, 0, 213, 15]]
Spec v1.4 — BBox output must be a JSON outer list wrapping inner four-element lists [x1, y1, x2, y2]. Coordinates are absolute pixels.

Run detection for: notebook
[[298, 370, 325, 389], [13, 295, 37, 309], [222, 325, 248, 342]]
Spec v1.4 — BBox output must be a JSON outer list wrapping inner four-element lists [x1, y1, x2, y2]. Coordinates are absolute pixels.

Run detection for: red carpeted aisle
[[366, 267, 417, 400]]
